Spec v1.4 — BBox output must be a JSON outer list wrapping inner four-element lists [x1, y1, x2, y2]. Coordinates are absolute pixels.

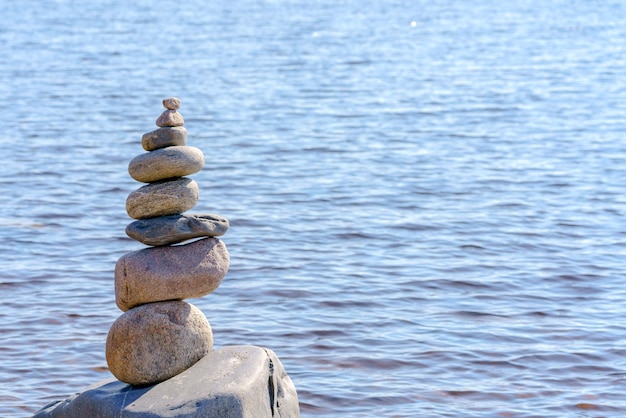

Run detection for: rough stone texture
[[128, 146, 205, 183], [115, 237, 229, 311], [142, 126, 187, 151], [105, 301, 213, 386], [33, 346, 300, 418], [156, 109, 184, 127], [126, 214, 230, 246], [126, 177, 199, 220], [163, 97, 181, 110]]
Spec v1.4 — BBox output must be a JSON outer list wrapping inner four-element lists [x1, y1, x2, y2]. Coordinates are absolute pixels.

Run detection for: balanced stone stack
[[106, 98, 231, 386], [33, 98, 300, 417]]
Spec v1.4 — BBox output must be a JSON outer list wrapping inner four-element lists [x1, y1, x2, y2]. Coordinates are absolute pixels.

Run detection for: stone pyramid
[[33, 99, 300, 417], [106, 97, 230, 385]]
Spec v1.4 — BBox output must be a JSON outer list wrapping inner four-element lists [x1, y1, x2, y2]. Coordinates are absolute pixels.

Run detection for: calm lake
[[1, 0, 626, 416]]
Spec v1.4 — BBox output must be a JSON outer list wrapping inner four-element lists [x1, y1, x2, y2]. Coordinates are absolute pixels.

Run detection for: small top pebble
[[163, 97, 181, 110]]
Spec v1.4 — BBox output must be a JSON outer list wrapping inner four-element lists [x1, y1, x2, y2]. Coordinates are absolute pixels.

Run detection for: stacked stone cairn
[[33, 98, 300, 417], [105, 97, 231, 386]]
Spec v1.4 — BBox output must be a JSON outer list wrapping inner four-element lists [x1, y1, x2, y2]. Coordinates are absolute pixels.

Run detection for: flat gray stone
[[33, 346, 300, 418], [126, 177, 199, 220], [106, 301, 213, 386], [128, 146, 205, 183], [156, 109, 184, 127], [126, 214, 229, 246], [163, 97, 181, 110], [115, 237, 229, 311], [142, 127, 187, 151]]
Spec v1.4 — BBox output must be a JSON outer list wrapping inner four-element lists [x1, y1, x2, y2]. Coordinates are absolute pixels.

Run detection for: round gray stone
[[126, 177, 199, 220], [128, 146, 205, 183], [126, 214, 229, 246], [114, 237, 229, 312], [156, 109, 184, 127], [106, 301, 213, 386], [142, 126, 187, 151]]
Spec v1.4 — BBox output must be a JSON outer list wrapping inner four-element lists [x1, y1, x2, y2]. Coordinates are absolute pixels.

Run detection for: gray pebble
[[126, 177, 199, 219], [128, 146, 205, 183], [126, 213, 229, 246], [142, 126, 187, 151]]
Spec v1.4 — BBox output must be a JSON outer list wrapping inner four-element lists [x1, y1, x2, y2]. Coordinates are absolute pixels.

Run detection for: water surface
[[1, 0, 626, 416]]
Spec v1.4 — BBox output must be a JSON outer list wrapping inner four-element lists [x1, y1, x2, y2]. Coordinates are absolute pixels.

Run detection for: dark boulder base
[[33, 346, 299, 418]]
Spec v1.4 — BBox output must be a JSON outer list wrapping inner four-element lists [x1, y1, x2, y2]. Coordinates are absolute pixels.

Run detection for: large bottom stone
[[34, 346, 300, 418], [106, 301, 213, 386]]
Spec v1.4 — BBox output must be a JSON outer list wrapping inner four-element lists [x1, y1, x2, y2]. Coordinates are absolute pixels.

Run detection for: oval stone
[[115, 237, 229, 311], [156, 109, 184, 127], [126, 214, 229, 246], [142, 126, 187, 151], [128, 146, 205, 183], [163, 97, 181, 110], [126, 177, 199, 220], [106, 301, 213, 386]]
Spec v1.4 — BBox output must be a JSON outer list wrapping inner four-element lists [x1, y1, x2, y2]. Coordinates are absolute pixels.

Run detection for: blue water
[[1, 0, 626, 416]]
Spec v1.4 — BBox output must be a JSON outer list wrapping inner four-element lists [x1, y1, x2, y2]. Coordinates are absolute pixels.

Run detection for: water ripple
[[2, 0, 626, 416]]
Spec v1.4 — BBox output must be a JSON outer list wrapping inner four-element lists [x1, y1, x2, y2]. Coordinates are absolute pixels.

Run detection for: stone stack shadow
[[106, 97, 231, 385]]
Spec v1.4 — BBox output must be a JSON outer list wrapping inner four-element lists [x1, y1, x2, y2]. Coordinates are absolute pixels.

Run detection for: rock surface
[[142, 126, 187, 151], [128, 146, 205, 183], [126, 214, 229, 246], [163, 97, 181, 110], [105, 301, 213, 386], [126, 177, 199, 219], [33, 346, 300, 418], [115, 237, 229, 311], [156, 109, 184, 127]]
